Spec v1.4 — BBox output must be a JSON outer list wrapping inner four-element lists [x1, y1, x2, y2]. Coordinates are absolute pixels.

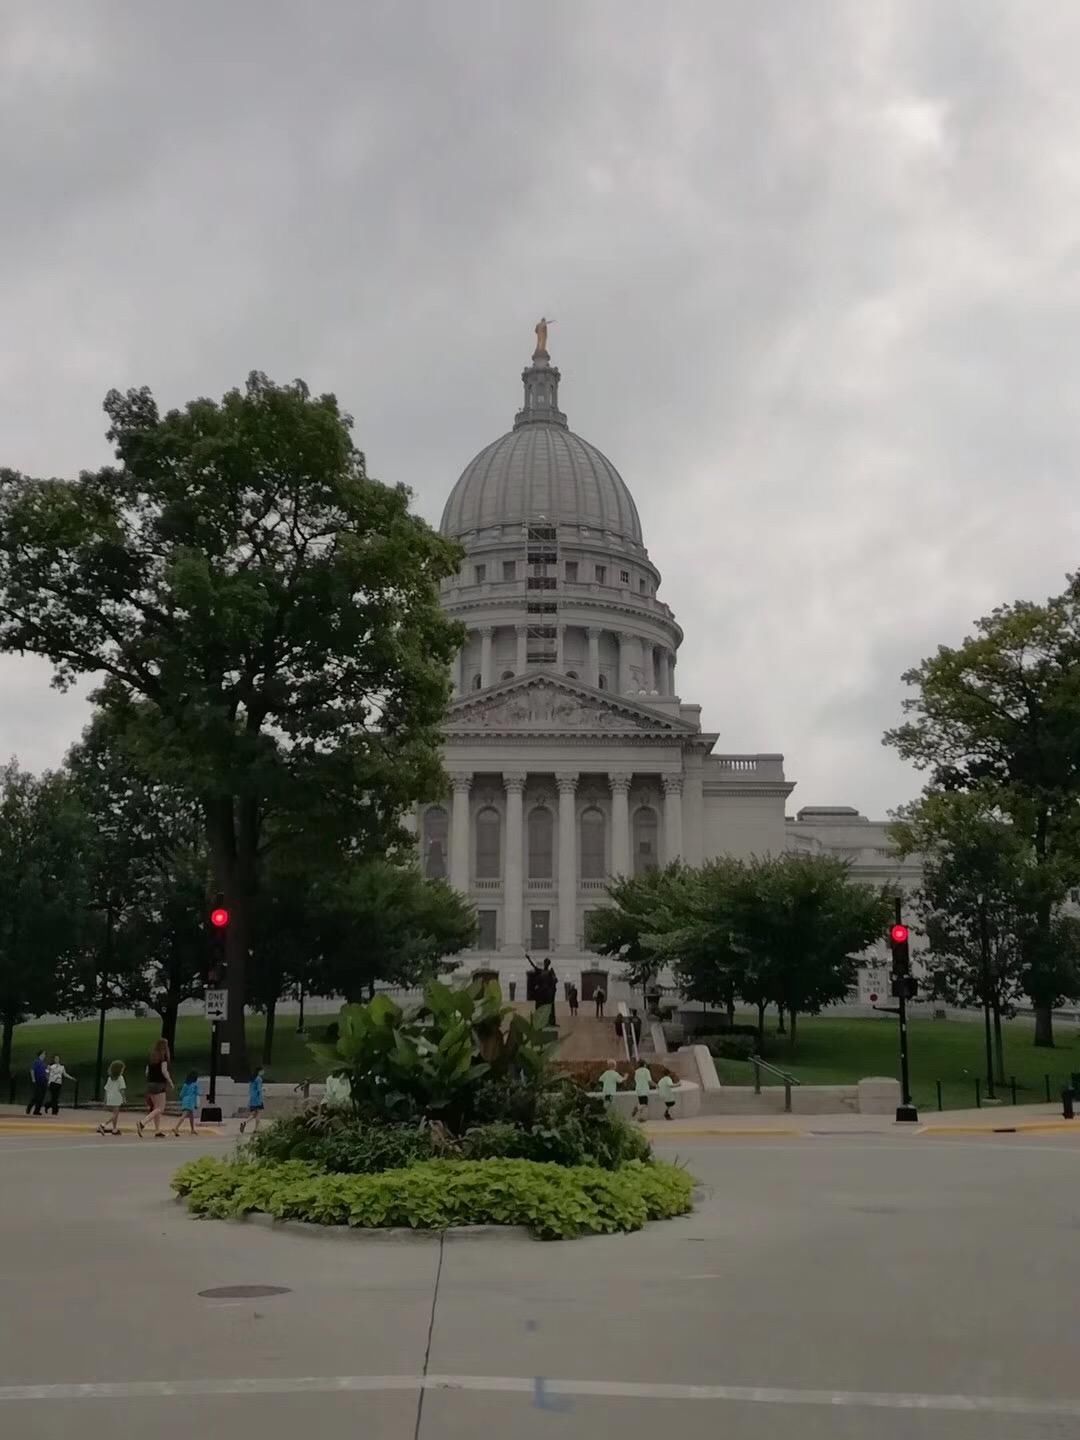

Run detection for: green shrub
[[173, 1155, 694, 1240], [313, 1125, 439, 1174], [701, 1034, 757, 1061]]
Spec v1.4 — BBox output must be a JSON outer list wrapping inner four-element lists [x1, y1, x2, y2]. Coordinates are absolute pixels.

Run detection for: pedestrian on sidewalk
[[171, 1072, 200, 1136], [657, 1071, 677, 1121], [25, 1050, 48, 1115], [632, 1061, 653, 1121], [45, 1055, 76, 1115], [137, 1037, 173, 1138], [598, 1059, 623, 1107], [98, 1060, 126, 1134], [239, 1067, 265, 1134], [568, 983, 579, 1019], [594, 986, 606, 1019]]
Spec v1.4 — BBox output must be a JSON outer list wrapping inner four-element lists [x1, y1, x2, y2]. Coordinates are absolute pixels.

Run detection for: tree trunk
[[0, 1011, 14, 1081], [262, 997, 276, 1066], [1033, 1004, 1054, 1048], [725, 988, 735, 1029], [991, 997, 1006, 1086], [159, 998, 180, 1056], [756, 1000, 766, 1051], [788, 1009, 798, 1048], [776, 1005, 786, 1035]]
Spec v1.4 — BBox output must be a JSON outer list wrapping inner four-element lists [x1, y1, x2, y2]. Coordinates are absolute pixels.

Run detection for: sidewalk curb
[[922, 1120, 1080, 1136], [647, 1127, 801, 1138]]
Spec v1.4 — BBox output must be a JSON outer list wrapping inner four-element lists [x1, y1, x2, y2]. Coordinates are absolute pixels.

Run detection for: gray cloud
[[3, 0, 1079, 815]]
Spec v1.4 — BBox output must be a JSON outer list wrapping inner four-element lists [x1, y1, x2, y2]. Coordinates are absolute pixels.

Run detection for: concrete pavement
[[2, 1123, 1080, 1437]]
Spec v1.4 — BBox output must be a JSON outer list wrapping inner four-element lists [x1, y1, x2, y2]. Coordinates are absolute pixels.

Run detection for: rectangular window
[[639, 578, 646, 593], [595, 564, 606, 584], [502, 560, 516, 582], [530, 910, 550, 949], [476, 910, 497, 949], [474, 564, 486, 584], [620, 569, 630, 584], [565, 561, 578, 583], [527, 576, 557, 590]]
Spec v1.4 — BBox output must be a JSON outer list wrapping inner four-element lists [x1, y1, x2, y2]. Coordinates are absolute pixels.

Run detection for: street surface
[[2, 1119, 1080, 1438]]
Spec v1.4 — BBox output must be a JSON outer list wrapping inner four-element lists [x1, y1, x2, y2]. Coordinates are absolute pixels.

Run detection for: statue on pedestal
[[534, 316, 555, 355]]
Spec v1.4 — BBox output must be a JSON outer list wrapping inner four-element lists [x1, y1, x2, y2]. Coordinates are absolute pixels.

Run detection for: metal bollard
[[936, 1080, 943, 1112], [7, 1075, 15, 1105], [1063, 1088, 1075, 1121], [1045, 1073, 1052, 1103], [975, 1077, 981, 1108], [1010, 1075, 1017, 1105], [73, 1078, 80, 1110]]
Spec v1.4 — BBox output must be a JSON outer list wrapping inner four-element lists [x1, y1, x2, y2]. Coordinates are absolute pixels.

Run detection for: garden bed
[[173, 1155, 693, 1241]]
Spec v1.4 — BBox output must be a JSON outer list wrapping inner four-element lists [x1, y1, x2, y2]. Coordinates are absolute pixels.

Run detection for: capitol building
[[414, 329, 915, 980]]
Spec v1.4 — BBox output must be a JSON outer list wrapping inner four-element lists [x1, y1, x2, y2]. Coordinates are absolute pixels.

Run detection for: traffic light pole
[[894, 897, 918, 1123], [208, 1021, 219, 1104]]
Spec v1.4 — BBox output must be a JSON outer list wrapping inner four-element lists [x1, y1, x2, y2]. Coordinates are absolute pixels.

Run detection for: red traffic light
[[890, 923, 909, 945], [210, 906, 229, 929], [869, 992, 879, 1004]]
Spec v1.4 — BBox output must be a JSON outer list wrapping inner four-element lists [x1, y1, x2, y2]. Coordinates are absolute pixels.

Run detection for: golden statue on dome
[[534, 316, 555, 355]]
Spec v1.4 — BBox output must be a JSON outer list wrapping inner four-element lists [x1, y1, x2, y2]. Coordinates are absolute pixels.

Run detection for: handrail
[[749, 1055, 800, 1113], [616, 1001, 639, 1064]]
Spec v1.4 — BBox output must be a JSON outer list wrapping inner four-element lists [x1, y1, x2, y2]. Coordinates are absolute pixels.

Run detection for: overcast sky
[[3, 0, 1080, 818]]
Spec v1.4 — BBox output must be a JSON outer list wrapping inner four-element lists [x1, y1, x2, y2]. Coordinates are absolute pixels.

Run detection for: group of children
[[96, 1060, 266, 1136], [598, 1059, 678, 1120]]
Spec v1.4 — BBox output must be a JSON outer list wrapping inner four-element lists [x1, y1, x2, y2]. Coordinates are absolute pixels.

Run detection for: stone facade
[[419, 339, 904, 983]]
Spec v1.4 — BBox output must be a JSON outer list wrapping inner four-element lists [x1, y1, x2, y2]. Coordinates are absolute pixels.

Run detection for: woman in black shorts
[[137, 1037, 174, 1138]]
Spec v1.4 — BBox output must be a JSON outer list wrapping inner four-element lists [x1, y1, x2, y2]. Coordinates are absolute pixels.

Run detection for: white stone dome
[[440, 347, 643, 548]]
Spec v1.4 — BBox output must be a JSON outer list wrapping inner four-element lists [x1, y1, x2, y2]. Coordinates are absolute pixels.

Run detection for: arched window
[[632, 806, 658, 876], [528, 806, 554, 880], [580, 807, 606, 879], [598, 674, 608, 690], [474, 807, 501, 879], [566, 671, 578, 680], [501, 669, 515, 680], [472, 673, 482, 690], [423, 806, 449, 880]]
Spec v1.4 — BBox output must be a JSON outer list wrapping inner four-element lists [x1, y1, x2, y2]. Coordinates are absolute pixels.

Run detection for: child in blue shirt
[[239, 1067, 265, 1134], [171, 1071, 200, 1136]]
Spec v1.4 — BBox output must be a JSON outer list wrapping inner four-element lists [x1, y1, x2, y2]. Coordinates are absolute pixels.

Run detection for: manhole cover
[[198, 1285, 291, 1299], [850, 1205, 899, 1216]]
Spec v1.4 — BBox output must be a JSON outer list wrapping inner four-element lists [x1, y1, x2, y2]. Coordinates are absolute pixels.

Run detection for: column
[[667, 650, 677, 696], [449, 773, 472, 893], [663, 774, 684, 863], [587, 627, 601, 688], [556, 622, 565, 672], [515, 625, 528, 675], [610, 772, 632, 876], [503, 772, 526, 949], [451, 647, 463, 697], [617, 632, 633, 694], [556, 772, 578, 948], [480, 627, 494, 689], [682, 750, 703, 865], [643, 643, 655, 693]]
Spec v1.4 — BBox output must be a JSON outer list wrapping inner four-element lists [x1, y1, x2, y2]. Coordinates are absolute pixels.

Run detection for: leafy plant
[[173, 1155, 694, 1240], [700, 1034, 756, 1061], [335, 979, 556, 1131]]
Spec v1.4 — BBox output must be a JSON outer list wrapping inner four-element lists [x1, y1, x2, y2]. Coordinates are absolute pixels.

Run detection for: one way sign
[[204, 989, 228, 1022]]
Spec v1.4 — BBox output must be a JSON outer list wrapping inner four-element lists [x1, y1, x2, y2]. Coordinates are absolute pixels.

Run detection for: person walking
[[45, 1055, 76, 1115], [632, 1061, 653, 1121], [657, 1071, 677, 1121], [598, 1059, 624, 1107], [25, 1050, 48, 1115], [171, 1071, 200, 1136], [594, 986, 606, 1020], [568, 983, 579, 1019], [239, 1067, 265, 1134], [137, 1037, 173, 1138], [98, 1060, 126, 1135]]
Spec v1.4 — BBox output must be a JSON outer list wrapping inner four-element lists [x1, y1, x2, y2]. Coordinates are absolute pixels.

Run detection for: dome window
[[620, 569, 630, 584], [501, 670, 515, 681], [474, 564, 486, 584], [564, 561, 578, 582], [595, 564, 607, 584]]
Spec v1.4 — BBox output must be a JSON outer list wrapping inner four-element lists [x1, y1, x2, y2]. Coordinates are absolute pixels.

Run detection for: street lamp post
[[977, 893, 995, 1100], [91, 897, 114, 1104]]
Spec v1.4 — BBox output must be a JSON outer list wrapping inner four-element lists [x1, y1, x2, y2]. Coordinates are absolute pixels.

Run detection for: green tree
[[0, 374, 463, 1074], [885, 581, 1080, 1045], [588, 864, 696, 996], [892, 792, 1031, 1084], [307, 856, 477, 1006], [0, 762, 89, 1077], [65, 709, 208, 1052]]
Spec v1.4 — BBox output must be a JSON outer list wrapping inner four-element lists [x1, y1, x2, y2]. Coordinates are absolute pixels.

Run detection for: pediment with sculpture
[[444, 674, 694, 738]]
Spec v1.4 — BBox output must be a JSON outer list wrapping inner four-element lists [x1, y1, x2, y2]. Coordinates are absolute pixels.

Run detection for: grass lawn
[[7, 1014, 338, 1106], [709, 1012, 1080, 1111]]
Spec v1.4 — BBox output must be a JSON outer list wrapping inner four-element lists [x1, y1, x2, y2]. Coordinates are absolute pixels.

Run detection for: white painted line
[[0, 1373, 1078, 1418]]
